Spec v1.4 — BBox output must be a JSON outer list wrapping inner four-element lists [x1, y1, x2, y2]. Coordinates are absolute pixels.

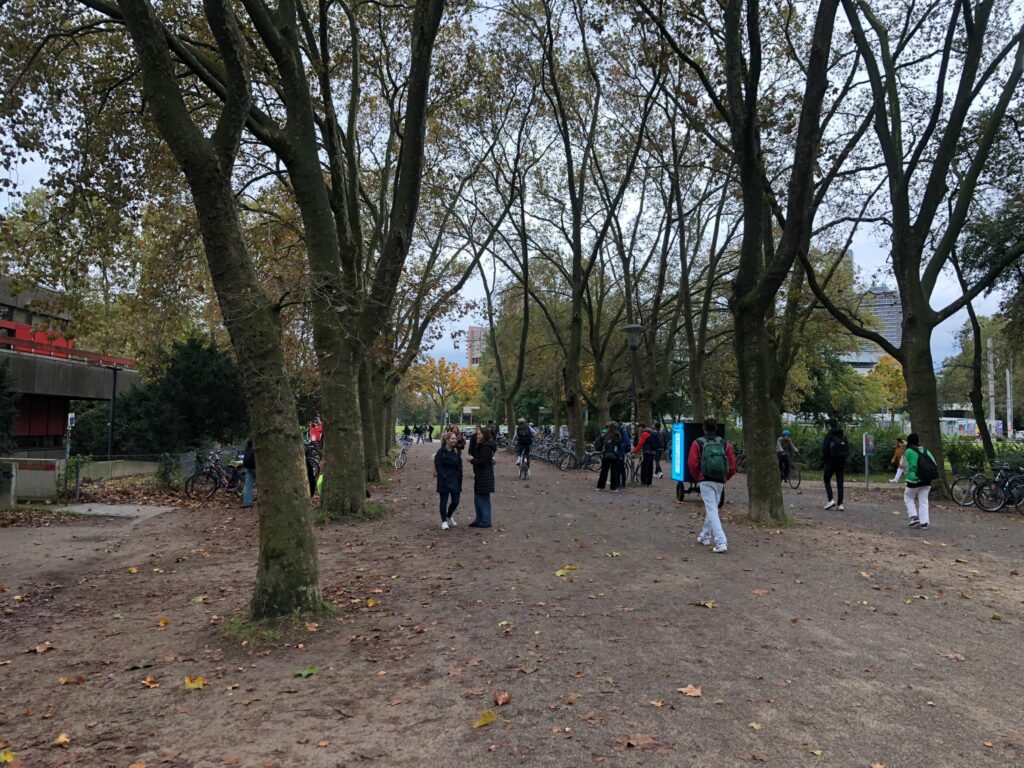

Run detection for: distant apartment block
[[466, 326, 485, 367], [845, 287, 903, 374]]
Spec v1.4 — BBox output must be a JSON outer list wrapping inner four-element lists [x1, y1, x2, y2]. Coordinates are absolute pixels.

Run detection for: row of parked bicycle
[[183, 444, 322, 500], [950, 463, 1024, 513]]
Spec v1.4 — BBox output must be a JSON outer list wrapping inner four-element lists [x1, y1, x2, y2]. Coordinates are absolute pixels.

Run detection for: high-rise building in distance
[[466, 325, 485, 367]]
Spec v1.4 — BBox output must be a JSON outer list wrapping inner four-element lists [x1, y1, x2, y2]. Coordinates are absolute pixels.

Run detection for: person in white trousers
[[686, 417, 738, 553], [899, 433, 935, 530]]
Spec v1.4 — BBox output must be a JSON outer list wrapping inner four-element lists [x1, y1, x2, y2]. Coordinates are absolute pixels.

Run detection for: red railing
[[0, 334, 136, 368]]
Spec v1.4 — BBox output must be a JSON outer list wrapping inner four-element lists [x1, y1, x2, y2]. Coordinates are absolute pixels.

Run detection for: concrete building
[[466, 325, 485, 367], [844, 287, 903, 374], [1, 279, 140, 457]]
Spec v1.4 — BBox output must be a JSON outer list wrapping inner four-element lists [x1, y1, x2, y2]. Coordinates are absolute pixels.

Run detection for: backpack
[[647, 430, 662, 452], [830, 434, 849, 463], [602, 434, 619, 459], [914, 447, 939, 483], [697, 436, 728, 482]]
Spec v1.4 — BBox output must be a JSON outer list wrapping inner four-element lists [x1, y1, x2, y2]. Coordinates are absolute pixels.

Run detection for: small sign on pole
[[863, 433, 875, 488]]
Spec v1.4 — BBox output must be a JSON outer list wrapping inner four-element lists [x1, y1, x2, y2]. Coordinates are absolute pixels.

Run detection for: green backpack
[[697, 436, 728, 482]]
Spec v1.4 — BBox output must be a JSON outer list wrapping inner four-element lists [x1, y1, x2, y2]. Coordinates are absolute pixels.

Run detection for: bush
[[156, 453, 181, 491]]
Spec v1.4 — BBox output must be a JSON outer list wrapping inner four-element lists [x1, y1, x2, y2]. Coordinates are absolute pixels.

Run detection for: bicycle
[[735, 449, 748, 474], [972, 464, 1024, 513], [518, 449, 531, 479], [185, 451, 244, 499], [623, 453, 641, 486], [394, 436, 412, 469], [949, 468, 987, 507], [780, 452, 801, 490]]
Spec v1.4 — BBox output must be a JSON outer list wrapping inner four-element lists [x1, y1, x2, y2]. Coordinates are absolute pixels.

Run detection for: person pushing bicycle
[[776, 429, 800, 483]]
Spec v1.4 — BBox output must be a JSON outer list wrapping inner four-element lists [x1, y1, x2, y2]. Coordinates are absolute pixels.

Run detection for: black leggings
[[824, 466, 844, 504], [439, 490, 460, 521], [597, 458, 618, 490]]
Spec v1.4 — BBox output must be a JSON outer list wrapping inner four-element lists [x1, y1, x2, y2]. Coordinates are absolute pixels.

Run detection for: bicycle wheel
[[586, 451, 602, 471], [558, 452, 578, 471], [186, 471, 219, 500], [736, 454, 747, 474], [519, 458, 530, 479], [394, 449, 407, 469], [950, 475, 979, 507], [973, 480, 1006, 512], [787, 464, 801, 490]]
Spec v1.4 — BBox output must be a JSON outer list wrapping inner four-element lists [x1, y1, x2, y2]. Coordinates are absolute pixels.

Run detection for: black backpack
[[914, 447, 939, 483], [830, 434, 849, 463]]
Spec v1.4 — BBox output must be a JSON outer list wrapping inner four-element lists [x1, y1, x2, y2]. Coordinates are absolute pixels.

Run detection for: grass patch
[[363, 501, 389, 519], [223, 608, 336, 650]]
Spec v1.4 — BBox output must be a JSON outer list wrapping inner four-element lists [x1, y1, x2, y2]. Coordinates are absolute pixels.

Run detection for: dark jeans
[[473, 493, 492, 526], [824, 465, 845, 504], [778, 451, 790, 481], [654, 449, 664, 476], [439, 490, 460, 521], [615, 458, 626, 489], [640, 453, 655, 485], [597, 457, 619, 490]]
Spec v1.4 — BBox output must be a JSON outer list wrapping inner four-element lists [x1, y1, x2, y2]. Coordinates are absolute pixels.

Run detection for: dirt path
[[2, 444, 1022, 767]]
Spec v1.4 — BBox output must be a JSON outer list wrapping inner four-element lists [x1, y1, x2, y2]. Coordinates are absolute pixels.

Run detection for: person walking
[[634, 423, 657, 486], [821, 419, 849, 510], [434, 430, 463, 530], [242, 439, 256, 509], [687, 417, 736, 553], [414, 424, 424, 443], [468, 426, 496, 528], [654, 422, 669, 479], [617, 424, 632, 490], [426, 423, 434, 443], [899, 433, 938, 529], [596, 422, 622, 491], [889, 437, 906, 483]]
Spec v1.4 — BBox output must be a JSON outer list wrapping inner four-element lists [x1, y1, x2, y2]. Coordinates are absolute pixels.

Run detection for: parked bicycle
[[972, 464, 1024, 513], [185, 451, 244, 499], [950, 468, 988, 507], [394, 436, 413, 469]]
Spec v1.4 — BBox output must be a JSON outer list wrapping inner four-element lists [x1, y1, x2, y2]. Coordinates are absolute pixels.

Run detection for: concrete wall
[[0, 460, 16, 509], [1, 349, 141, 401], [79, 460, 159, 482], [8, 458, 59, 500]]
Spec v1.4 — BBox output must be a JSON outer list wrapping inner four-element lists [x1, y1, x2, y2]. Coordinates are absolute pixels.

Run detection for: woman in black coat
[[468, 426, 496, 528], [434, 431, 463, 530]]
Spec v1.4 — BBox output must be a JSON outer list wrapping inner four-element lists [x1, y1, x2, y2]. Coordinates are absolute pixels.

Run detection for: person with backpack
[[655, 422, 669, 478], [434, 430, 463, 530], [898, 432, 937, 529], [514, 418, 533, 466], [686, 417, 736, 553], [821, 419, 849, 511], [596, 422, 623, 491], [633, 423, 657, 486]]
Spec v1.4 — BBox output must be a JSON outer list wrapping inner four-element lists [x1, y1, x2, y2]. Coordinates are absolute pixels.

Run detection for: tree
[[866, 356, 907, 425], [0, 362, 19, 455], [408, 357, 480, 423]]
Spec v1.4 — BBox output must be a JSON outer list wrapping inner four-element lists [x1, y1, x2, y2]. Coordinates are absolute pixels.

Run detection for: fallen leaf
[[157, 616, 170, 628], [751, 589, 769, 596], [870, 763, 886, 768], [618, 734, 674, 753], [317, 740, 330, 748], [860, 571, 872, 579], [304, 622, 319, 632], [127, 567, 139, 574], [690, 600, 716, 609], [810, 748, 823, 756], [497, 620, 511, 628], [749, 722, 764, 730], [983, 741, 993, 748], [192, 595, 208, 604], [31, 642, 53, 654], [366, 598, 378, 608], [554, 565, 578, 577], [678, 684, 702, 697], [992, 614, 1002, 621], [939, 652, 966, 662], [493, 691, 511, 706], [184, 675, 206, 690], [1, 750, 15, 764], [52, 733, 70, 748], [472, 710, 497, 728], [142, 675, 160, 688], [294, 666, 319, 679], [649, 700, 665, 707], [129, 763, 146, 768], [59, 675, 85, 685], [606, 552, 622, 558]]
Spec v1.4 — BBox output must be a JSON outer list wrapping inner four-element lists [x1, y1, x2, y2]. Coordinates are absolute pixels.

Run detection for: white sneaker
[[697, 535, 710, 546], [888, 478, 897, 483], [515, 457, 521, 465], [824, 500, 836, 510], [712, 544, 728, 554], [441, 520, 450, 530], [447, 516, 457, 527], [657, 472, 664, 479], [837, 504, 845, 511]]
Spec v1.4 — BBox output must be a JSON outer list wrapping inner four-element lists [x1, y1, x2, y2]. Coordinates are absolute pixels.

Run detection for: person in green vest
[[898, 432, 938, 530]]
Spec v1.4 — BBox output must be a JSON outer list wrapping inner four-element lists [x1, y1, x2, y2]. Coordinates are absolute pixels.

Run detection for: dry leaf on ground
[[493, 691, 511, 706], [678, 684, 702, 697], [472, 710, 497, 728]]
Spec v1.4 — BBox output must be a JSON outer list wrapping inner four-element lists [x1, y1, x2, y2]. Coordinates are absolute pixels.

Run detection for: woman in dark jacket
[[468, 426, 496, 528], [434, 431, 463, 530]]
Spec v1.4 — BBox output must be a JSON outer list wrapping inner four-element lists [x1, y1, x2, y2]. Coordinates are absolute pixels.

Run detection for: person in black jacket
[[596, 422, 622, 491], [242, 439, 256, 509], [821, 420, 849, 511], [468, 426, 496, 528], [434, 431, 463, 530], [514, 418, 533, 466]]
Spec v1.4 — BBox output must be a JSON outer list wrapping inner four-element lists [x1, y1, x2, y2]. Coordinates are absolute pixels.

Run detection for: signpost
[[863, 433, 875, 488]]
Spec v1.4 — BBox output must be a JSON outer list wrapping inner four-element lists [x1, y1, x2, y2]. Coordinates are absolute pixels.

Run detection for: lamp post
[[104, 365, 120, 461], [622, 323, 643, 448]]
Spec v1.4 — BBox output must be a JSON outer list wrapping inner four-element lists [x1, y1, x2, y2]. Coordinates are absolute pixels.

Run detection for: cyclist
[[776, 429, 800, 483], [514, 418, 533, 466]]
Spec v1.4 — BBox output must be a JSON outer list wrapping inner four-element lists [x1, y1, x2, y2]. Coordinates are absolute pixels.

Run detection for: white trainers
[[824, 500, 836, 510], [712, 544, 728, 553], [837, 504, 845, 511], [441, 520, 450, 530], [657, 472, 664, 479], [447, 516, 457, 527], [697, 535, 711, 546]]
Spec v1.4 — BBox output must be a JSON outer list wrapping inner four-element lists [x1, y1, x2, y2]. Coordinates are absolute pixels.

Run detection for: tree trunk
[[966, 302, 996, 463], [901, 326, 949, 493], [735, 312, 787, 523], [688, 359, 705, 422], [319, 342, 367, 517], [192, 180, 323, 618], [359, 359, 380, 482]]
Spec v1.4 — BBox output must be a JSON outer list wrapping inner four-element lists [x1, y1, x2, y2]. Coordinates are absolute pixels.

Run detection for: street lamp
[[622, 323, 644, 448]]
